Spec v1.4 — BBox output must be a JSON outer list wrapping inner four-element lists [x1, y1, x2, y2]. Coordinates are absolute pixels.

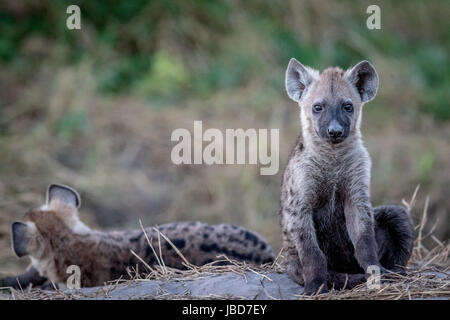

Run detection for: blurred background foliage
[[0, 0, 449, 274]]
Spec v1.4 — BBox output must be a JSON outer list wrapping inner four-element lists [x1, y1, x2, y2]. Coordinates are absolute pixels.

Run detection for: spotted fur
[[281, 59, 414, 295]]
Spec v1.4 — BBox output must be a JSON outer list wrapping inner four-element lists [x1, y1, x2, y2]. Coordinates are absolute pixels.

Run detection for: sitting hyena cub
[[1, 184, 274, 288], [280, 58, 414, 294]]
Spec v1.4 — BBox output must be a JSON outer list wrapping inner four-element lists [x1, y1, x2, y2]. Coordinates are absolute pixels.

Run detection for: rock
[[71, 272, 304, 300]]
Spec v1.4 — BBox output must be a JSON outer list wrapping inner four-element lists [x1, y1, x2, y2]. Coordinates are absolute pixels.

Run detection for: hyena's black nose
[[327, 121, 343, 138]]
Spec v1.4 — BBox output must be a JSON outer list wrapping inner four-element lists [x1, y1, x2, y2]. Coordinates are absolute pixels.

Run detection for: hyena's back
[[49, 221, 275, 287], [114, 221, 275, 269]]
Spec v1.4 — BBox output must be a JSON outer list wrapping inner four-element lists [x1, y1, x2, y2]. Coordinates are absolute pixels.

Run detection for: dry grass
[[4, 243, 448, 300]]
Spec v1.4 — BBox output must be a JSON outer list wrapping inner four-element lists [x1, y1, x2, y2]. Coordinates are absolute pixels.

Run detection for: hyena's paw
[[344, 274, 367, 289], [0, 276, 17, 289], [39, 281, 59, 291], [366, 264, 394, 283], [365, 265, 404, 285], [304, 279, 328, 295], [286, 263, 304, 285], [328, 272, 367, 290]]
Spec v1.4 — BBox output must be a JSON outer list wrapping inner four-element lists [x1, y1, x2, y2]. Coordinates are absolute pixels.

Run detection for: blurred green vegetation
[[0, 0, 449, 274], [1, 1, 449, 117]]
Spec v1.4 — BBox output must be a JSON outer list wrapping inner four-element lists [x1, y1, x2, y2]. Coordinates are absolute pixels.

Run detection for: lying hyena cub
[[281, 58, 414, 295], [1, 184, 274, 288]]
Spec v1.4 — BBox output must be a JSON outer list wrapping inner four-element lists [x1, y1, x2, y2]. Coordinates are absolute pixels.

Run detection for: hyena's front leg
[[0, 266, 47, 289], [281, 223, 303, 285], [345, 195, 385, 274], [283, 206, 328, 295]]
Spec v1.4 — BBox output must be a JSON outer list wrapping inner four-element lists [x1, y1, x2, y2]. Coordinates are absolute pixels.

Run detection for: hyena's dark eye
[[312, 104, 323, 113], [342, 103, 353, 113]]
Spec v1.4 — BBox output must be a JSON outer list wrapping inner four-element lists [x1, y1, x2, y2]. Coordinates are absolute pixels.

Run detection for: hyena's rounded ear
[[46, 184, 81, 209], [11, 222, 29, 258], [285, 58, 317, 103], [344, 60, 379, 103]]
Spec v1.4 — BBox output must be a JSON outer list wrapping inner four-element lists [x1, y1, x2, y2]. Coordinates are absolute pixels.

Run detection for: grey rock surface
[[74, 272, 304, 300], [3, 270, 447, 300]]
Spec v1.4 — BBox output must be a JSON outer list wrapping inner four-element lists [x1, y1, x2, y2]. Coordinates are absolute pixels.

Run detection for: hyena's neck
[[302, 130, 366, 164]]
